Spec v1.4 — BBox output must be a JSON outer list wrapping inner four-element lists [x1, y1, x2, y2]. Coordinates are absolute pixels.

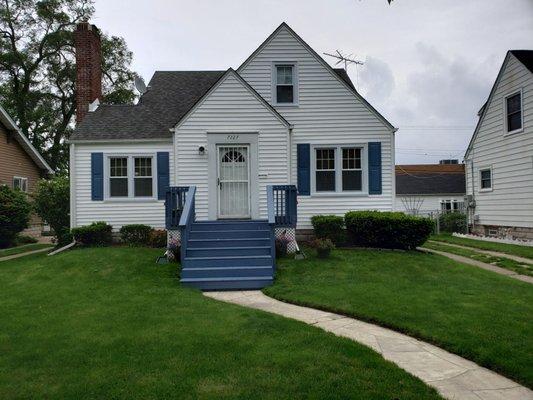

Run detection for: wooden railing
[[267, 185, 297, 227], [165, 186, 190, 230], [178, 186, 196, 264]]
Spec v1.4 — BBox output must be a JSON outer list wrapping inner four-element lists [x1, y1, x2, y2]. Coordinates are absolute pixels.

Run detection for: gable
[[238, 23, 395, 131]]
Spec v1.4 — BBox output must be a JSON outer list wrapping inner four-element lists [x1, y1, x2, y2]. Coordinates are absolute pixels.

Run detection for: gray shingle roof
[[71, 68, 356, 141], [396, 165, 466, 195], [511, 50, 533, 74]]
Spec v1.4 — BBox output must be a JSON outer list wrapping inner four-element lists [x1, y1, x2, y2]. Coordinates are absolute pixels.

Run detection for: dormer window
[[505, 90, 522, 133], [273, 63, 298, 105]]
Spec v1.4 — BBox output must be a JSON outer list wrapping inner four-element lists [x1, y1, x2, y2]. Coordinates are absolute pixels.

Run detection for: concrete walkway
[[205, 291, 533, 400], [0, 247, 53, 262], [419, 247, 533, 284], [428, 240, 533, 266]]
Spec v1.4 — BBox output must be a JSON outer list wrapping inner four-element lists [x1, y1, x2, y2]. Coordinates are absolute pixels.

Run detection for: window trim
[[310, 144, 368, 196], [104, 154, 158, 201], [503, 89, 523, 135], [271, 62, 299, 106], [13, 176, 28, 192], [479, 166, 493, 192]]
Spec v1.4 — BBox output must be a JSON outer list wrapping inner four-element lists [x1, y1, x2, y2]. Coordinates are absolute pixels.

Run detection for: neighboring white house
[[464, 50, 533, 240], [69, 22, 396, 234], [395, 162, 465, 216]]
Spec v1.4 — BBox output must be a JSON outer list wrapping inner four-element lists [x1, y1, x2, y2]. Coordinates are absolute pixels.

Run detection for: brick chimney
[[74, 22, 102, 124]]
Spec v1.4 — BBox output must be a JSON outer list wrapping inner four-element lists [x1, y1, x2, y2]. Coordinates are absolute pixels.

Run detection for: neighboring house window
[[342, 148, 362, 191], [134, 157, 153, 197], [313, 145, 366, 193], [440, 200, 463, 212], [13, 177, 28, 192], [273, 64, 297, 104], [505, 91, 522, 133], [480, 168, 492, 190], [315, 148, 336, 192], [109, 157, 128, 197]]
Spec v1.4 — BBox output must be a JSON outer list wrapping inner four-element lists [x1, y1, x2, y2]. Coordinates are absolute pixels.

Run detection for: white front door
[[217, 145, 251, 219]]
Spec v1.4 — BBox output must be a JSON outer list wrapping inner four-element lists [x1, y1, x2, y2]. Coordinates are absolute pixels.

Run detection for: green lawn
[[0, 243, 52, 258], [431, 233, 533, 260], [265, 248, 533, 388], [0, 247, 441, 400], [424, 241, 533, 276]]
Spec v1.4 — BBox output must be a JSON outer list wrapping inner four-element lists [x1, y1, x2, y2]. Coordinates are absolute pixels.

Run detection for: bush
[[344, 210, 433, 250], [14, 234, 38, 245], [275, 231, 292, 258], [119, 224, 153, 246], [33, 176, 70, 246], [309, 238, 335, 258], [71, 221, 113, 246], [311, 215, 345, 244], [149, 230, 167, 248], [0, 185, 32, 248], [439, 212, 467, 234]]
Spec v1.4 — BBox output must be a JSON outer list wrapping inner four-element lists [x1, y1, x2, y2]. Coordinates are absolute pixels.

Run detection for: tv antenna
[[323, 50, 364, 70]]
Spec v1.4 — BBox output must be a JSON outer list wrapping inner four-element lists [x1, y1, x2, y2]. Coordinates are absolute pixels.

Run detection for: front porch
[[165, 185, 297, 290]]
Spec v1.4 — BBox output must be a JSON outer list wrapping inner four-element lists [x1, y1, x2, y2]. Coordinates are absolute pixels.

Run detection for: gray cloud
[[359, 56, 395, 104]]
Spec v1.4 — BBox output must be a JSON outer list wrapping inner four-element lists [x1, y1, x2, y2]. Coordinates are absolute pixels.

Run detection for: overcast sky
[[93, 0, 533, 164]]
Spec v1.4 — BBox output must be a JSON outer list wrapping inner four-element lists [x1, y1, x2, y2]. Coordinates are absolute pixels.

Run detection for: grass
[[264, 248, 533, 388], [423, 241, 533, 276], [431, 233, 533, 260], [0, 243, 52, 258], [0, 247, 442, 400]]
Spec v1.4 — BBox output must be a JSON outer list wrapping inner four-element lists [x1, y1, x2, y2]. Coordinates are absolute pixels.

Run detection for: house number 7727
[[227, 135, 239, 140]]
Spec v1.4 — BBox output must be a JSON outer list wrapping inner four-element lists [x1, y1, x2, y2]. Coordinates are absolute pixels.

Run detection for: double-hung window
[[505, 91, 522, 133], [274, 64, 297, 105], [13, 176, 28, 192], [480, 168, 492, 190], [108, 155, 154, 199], [313, 146, 365, 193], [441, 199, 462, 212]]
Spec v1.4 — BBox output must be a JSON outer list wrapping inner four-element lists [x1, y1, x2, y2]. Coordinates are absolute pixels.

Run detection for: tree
[[0, 0, 137, 172]]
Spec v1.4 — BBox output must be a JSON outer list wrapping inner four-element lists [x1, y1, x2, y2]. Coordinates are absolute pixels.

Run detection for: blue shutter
[[157, 152, 170, 200], [91, 153, 104, 201], [297, 144, 310, 195], [368, 142, 382, 195]]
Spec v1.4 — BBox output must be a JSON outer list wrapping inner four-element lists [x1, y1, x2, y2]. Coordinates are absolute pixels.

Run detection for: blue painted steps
[[180, 220, 274, 290]]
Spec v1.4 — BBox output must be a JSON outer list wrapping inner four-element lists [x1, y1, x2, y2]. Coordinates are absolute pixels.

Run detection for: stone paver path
[[205, 290, 533, 400], [0, 247, 53, 262], [428, 240, 533, 265], [419, 247, 533, 284]]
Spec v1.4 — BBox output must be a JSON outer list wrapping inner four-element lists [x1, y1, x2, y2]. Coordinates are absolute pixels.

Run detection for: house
[[69, 22, 396, 289], [395, 161, 465, 216], [0, 104, 53, 236], [464, 50, 533, 240]]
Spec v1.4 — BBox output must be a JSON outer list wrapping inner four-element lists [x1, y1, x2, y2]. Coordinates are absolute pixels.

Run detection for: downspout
[[287, 126, 293, 184]]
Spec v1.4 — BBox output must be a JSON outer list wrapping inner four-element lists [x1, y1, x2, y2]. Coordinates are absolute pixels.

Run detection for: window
[[480, 168, 492, 190], [109, 157, 128, 197], [134, 157, 153, 197], [313, 145, 366, 194], [13, 177, 28, 192], [440, 200, 463, 212], [274, 64, 296, 104], [108, 155, 155, 199], [505, 91, 522, 133], [342, 148, 362, 191]]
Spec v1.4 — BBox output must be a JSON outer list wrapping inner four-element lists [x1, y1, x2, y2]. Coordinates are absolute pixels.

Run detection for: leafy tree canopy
[[0, 0, 137, 172]]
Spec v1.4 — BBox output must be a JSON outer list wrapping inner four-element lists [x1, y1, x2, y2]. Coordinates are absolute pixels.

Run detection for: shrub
[[275, 231, 292, 258], [119, 224, 153, 246], [311, 215, 345, 244], [71, 221, 112, 246], [149, 230, 167, 248], [33, 176, 70, 246], [0, 185, 32, 248], [14, 234, 38, 245], [344, 210, 433, 250], [309, 238, 335, 259], [439, 212, 467, 234], [167, 237, 181, 262]]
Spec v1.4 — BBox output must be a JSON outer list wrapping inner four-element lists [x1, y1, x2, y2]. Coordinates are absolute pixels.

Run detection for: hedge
[[311, 215, 345, 245], [120, 224, 153, 246], [0, 186, 31, 248], [344, 211, 433, 250], [71, 221, 113, 246], [439, 212, 467, 234]]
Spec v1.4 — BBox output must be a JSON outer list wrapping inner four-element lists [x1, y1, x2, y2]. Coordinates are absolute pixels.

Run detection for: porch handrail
[[178, 186, 196, 228], [165, 186, 190, 230], [267, 185, 297, 227]]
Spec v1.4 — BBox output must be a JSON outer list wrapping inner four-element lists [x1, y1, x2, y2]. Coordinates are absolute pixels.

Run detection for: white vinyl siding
[[71, 142, 174, 229], [239, 26, 394, 228], [465, 53, 533, 228], [174, 73, 289, 221], [394, 195, 465, 215]]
